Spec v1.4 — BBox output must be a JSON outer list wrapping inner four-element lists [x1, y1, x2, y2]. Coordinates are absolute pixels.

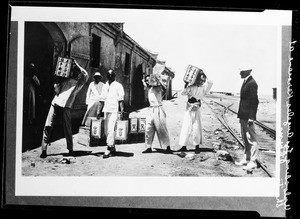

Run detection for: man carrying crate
[[141, 73, 172, 154], [97, 69, 125, 159], [40, 59, 89, 158], [177, 67, 213, 154]]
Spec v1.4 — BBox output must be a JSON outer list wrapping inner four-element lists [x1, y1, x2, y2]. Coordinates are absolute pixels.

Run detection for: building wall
[[91, 23, 156, 109], [30, 22, 160, 120], [56, 22, 92, 117]]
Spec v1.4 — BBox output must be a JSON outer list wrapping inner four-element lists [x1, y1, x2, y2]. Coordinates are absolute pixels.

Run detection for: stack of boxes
[[77, 115, 146, 147], [115, 117, 146, 144]]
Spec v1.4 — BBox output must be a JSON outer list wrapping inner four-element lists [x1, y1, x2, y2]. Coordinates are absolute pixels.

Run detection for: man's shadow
[[91, 151, 134, 158], [48, 150, 93, 157], [173, 147, 215, 154]]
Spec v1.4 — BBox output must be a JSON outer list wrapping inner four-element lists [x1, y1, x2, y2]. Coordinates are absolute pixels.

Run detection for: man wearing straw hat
[[82, 72, 104, 126], [235, 66, 259, 170]]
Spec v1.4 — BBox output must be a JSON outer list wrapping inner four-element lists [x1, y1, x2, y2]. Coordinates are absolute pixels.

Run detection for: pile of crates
[[77, 116, 146, 147], [115, 117, 146, 144]]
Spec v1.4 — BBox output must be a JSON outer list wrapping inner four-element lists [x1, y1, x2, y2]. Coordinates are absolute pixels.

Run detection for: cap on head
[[239, 63, 253, 73], [240, 69, 252, 74], [93, 72, 102, 78], [107, 69, 116, 78]]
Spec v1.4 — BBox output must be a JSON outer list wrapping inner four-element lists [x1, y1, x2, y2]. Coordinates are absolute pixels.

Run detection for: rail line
[[212, 101, 276, 139], [204, 100, 273, 177]]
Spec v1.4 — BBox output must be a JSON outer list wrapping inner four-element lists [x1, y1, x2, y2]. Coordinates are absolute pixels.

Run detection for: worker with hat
[[82, 71, 104, 126], [235, 66, 259, 170]]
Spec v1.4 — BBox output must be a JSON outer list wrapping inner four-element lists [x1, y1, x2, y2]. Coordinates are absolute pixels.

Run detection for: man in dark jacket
[[235, 68, 259, 170]]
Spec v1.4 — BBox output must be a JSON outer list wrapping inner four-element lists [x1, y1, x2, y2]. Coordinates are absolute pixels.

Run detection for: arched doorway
[[23, 22, 66, 151]]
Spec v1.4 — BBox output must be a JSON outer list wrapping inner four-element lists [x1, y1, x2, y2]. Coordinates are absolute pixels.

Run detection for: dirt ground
[[22, 92, 276, 177]]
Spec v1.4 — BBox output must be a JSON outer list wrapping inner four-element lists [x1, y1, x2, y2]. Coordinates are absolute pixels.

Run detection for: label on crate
[[138, 118, 146, 133], [90, 118, 103, 139], [130, 118, 138, 133], [148, 74, 160, 86], [54, 57, 73, 78], [115, 120, 128, 140], [77, 126, 90, 146], [183, 65, 203, 85], [159, 74, 168, 89]]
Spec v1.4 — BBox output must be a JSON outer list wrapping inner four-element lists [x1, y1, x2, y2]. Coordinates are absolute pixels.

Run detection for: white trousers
[[145, 106, 170, 149], [104, 112, 118, 147], [179, 107, 203, 146]]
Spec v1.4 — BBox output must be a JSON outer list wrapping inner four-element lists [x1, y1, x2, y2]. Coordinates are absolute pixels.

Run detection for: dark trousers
[[41, 105, 73, 151], [240, 119, 258, 161]]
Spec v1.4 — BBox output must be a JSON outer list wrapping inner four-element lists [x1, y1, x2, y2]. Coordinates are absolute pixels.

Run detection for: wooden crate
[[77, 126, 90, 147], [115, 120, 129, 141], [148, 74, 160, 86], [54, 57, 73, 78], [183, 65, 203, 85], [90, 118, 105, 139], [138, 118, 146, 133], [129, 118, 138, 133]]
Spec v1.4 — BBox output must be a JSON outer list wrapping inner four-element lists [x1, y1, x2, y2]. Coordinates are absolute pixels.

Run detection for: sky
[[124, 22, 279, 95]]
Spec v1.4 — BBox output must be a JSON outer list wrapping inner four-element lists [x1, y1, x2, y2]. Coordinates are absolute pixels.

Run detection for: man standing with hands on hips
[[235, 66, 259, 170], [98, 69, 124, 159]]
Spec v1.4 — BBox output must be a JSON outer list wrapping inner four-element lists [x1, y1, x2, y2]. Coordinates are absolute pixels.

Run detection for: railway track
[[204, 100, 274, 178], [212, 101, 276, 139]]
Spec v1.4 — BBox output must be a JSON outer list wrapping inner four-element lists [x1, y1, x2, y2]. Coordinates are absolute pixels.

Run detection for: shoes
[[142, 148, 152, 153], [40, 150, 47, 158], [110, 146, 116, 154], [68, 149, 75, 156], [103, 150, 112, 159], [243, 161, 257, 170], [103, 146, 115, 159], [235, 159, 249, 166], [164, 146, 173, 154], [177, 146, 187, 152], [195, 145, 201, 154]]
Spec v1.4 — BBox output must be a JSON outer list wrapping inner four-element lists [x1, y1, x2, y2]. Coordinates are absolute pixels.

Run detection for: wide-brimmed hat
[[93, 72, 102, 78]]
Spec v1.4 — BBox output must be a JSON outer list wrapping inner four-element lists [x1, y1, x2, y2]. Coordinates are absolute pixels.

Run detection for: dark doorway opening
[[91, 34, 101, 68], [124, 52, 130, 76], [131, 64, 145, 108], [23, 22, 55, 152]]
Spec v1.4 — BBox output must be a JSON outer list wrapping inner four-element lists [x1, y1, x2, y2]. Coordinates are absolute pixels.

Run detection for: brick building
[[23, 22, 175, 150]]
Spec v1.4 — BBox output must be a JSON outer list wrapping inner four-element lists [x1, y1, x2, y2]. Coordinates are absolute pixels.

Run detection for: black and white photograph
[[4, 4, 296, 217]]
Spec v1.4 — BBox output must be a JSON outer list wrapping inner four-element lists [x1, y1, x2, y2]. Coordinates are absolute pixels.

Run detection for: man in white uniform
[[98, 69, 124, 159], [40, 59, 89, 158], [82, 72, 104, 126], [178, 72, 213, 154], [141, 74, 172, 154]]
